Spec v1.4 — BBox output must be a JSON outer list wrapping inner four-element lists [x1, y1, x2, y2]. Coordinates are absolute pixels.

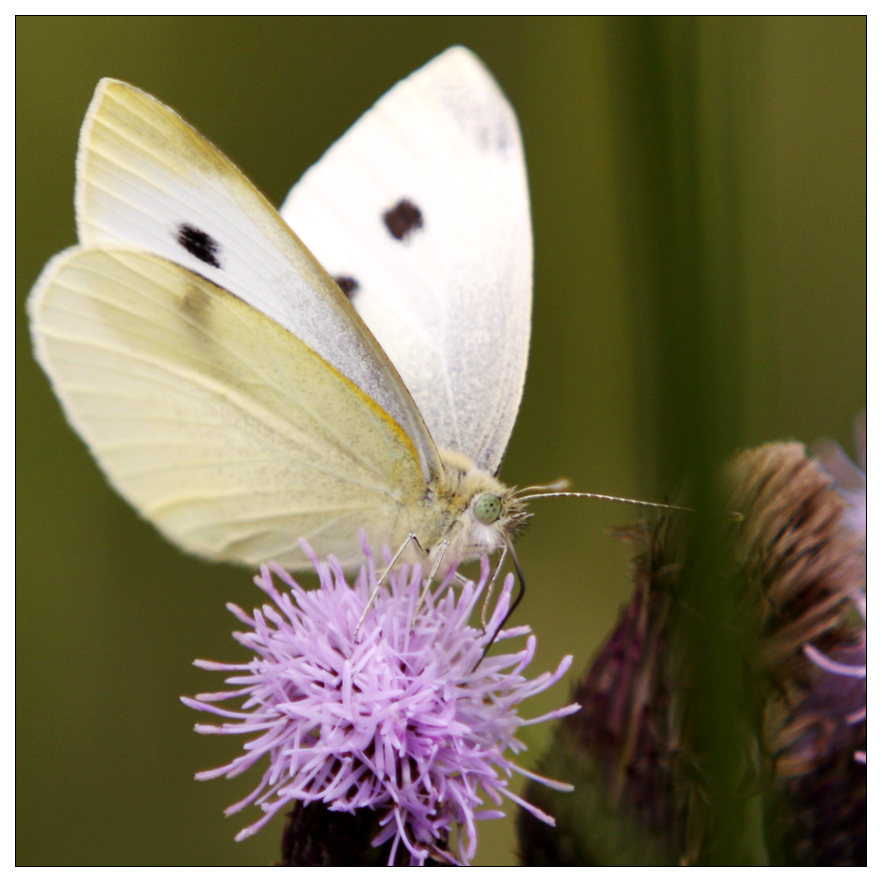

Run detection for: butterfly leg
[[473, 540, 527, 670], [355, 533, 422, 637], [479, 546, 508, 631], [410, 540, 450, 630]]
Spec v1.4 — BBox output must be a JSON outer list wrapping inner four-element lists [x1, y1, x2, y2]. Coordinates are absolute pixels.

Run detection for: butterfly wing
[[29, 248, 425, 569], [280, 46, 532, 475], [74, 76, 441, 483]]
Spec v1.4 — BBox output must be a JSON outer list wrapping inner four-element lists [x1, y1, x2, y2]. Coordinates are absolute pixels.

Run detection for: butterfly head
[[450, 485, 529, 564], [470, 487, 529, 545], [429, 449, 529, 564]]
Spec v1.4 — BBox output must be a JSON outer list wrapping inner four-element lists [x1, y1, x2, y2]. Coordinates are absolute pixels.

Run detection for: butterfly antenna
[[519, 487, 743, 520], [474, 538, 526, 670], [516, 478, 572, 495], [518, 486, 694, 514]]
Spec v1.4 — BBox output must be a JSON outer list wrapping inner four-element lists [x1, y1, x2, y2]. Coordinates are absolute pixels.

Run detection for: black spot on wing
[[382, 199, 423, 242], [333, 276, 359, 299], [177, 223, 222, 268]]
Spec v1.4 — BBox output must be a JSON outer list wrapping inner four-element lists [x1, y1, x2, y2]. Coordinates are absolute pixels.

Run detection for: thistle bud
[[519, 441, 865, 865]]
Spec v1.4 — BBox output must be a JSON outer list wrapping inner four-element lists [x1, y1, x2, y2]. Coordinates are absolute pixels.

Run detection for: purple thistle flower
[[807, 412, 867, 763], [803, 586, 867, 765], [182, 536, 579, 866]]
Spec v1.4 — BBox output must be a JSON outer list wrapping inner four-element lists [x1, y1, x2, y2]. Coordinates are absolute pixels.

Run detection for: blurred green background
[[16, 17, 865, 866]]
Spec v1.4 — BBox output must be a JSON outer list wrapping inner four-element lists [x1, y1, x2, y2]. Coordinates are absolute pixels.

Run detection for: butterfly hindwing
[[29, 247, 425, 568]]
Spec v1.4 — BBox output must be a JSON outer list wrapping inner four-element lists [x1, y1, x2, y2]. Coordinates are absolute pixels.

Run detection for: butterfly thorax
[[405, 448, 529, 566]]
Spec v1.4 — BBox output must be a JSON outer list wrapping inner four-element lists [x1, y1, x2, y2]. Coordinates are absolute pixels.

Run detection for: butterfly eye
[[473, 492, 502, 525]]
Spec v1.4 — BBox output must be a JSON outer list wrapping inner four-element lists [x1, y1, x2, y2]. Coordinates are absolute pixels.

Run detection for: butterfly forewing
[[281, 47, 532, 474], [75, 77, 440, 483]]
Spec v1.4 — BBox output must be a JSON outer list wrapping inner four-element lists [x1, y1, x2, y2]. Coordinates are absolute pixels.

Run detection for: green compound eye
[[473, 493, 503, 525]]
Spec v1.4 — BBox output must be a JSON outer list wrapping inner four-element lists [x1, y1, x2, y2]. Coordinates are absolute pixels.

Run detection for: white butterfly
[[28, 46, 534, 576]]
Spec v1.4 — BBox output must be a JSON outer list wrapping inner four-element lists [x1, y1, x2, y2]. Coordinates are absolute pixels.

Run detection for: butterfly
[[28, 46, 539, 586]]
